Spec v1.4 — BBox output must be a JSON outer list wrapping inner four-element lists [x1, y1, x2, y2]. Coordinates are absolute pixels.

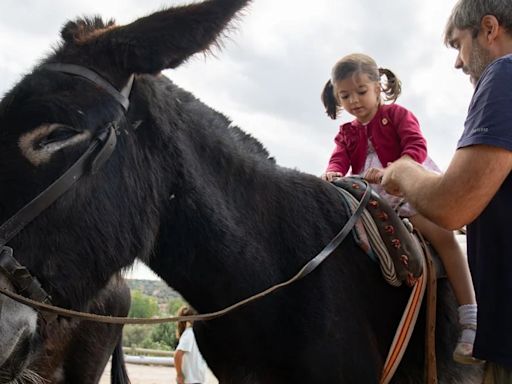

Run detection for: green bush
[[151, 322, 176, 350], [123, 291, 190, 350], [123, 324, 152, 347]]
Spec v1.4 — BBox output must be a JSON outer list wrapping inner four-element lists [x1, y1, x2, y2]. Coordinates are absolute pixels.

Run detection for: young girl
[[320, 53, 481, 365], [175, 306, 207, 384]]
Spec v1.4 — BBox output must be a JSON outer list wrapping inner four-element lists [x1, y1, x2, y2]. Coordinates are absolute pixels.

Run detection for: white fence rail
[[124, 355, 174, 366]]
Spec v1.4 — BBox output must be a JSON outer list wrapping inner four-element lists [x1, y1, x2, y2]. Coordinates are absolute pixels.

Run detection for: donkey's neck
[[153, 146, 284, 311], [146, 96, 344, 312]]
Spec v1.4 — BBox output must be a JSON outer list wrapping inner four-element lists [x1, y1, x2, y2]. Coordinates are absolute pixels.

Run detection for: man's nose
[[454, 53, 463, 69]]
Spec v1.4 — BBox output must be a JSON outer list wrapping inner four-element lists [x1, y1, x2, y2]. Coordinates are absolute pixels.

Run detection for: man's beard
[[467, 39, 493, 86]]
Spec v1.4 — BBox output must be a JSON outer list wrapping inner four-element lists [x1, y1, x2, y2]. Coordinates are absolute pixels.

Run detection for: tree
[[167, 297, 186, 315], [129, 290, 159, 318]]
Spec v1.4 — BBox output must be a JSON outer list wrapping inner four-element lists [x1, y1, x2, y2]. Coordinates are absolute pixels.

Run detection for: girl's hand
[[321, 171, 343, 182], [364, 167, 384, 184]]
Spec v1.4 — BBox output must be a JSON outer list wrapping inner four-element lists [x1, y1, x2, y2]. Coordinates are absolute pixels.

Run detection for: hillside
[[126, 279, 181, 303]]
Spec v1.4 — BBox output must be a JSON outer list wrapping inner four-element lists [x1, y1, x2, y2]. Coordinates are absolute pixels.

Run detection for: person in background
[[379, 0, 512, 381], [174, 306, 207, 384], [320, 52, 480, 364]]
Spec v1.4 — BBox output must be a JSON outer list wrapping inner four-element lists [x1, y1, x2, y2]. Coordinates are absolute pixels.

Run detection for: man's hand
[[363, 167, 384, 184], [380, 158, 415, 196]]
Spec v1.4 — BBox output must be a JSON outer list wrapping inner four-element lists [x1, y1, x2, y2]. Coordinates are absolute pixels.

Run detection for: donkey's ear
[[61, 16, 116, 44], [94, 0, 251, 74]]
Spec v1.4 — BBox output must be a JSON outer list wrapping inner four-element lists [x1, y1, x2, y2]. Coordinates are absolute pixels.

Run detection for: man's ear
[[480, 14, 500, 44]]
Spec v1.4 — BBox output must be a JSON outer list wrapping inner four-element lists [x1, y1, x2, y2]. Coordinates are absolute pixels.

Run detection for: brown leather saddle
[[333, 177, 425, 286]]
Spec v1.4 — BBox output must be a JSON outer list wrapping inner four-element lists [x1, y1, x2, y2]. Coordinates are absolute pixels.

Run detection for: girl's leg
[[409, 214, 483, 364], [409, 214, 475, 305]]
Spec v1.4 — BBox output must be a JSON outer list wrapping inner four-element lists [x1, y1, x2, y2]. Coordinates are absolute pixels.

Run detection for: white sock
[[458, 304, 477, 344]]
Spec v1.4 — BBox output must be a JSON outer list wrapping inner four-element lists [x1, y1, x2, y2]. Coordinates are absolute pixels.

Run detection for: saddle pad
[[337, 187, 401, 286]]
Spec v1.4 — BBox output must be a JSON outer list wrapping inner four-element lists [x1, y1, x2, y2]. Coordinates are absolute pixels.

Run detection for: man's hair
[[444, 0, 512, 46]]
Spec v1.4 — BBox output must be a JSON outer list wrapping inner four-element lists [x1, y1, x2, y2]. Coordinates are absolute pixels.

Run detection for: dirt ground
[[100, 362, 218, 384]]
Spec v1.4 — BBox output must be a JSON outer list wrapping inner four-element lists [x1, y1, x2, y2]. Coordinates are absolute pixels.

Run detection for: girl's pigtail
[[321, 79, 340, 120], [379, 68, 402, 103]]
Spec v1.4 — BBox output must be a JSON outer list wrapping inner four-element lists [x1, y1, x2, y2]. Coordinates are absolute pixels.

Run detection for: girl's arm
[[391, 105, 427, 164], [174, 350, 185, 384], [325, 130, 351, 176]]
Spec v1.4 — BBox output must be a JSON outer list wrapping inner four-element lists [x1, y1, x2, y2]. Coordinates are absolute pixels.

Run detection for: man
[[378, 0, 512, 382]]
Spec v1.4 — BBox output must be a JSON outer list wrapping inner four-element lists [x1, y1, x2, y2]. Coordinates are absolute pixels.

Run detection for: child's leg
[[409, 214, 475, 306], [409, 214, 482, 364]]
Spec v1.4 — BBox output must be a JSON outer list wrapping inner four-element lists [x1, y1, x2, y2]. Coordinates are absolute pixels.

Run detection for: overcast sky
[[0, 0, 475, 280]]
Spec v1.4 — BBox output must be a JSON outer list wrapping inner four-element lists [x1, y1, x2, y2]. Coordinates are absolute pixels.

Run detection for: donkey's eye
[[38, 125, 82, 148], [20, 124, 91, 166]]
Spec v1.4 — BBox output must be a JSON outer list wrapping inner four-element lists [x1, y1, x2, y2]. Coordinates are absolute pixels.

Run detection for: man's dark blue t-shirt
[[457, 53, 512, 369]]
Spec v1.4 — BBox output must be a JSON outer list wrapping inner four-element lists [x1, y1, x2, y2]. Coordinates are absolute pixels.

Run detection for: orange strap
[[380, 232, 439, 384], [380, 252, 427, 384], [421, 233, 438, 384]]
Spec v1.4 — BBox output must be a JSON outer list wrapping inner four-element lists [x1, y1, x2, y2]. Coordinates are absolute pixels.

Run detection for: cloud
[[0, 0, 472, 176]]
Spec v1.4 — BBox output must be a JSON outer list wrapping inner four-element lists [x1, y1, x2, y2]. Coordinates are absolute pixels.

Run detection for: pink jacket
[[326, 103, 427, 175]]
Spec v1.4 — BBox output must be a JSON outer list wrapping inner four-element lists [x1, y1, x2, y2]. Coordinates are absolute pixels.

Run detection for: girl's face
[[334, 73, 381, 123]]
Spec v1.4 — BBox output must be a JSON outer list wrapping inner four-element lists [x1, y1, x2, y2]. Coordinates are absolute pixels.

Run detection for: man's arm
[[381, 144, 512, 229]]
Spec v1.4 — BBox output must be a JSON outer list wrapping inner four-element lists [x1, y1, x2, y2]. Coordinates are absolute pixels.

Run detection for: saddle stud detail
[[384, 225, 395, 234], [406, 272, 418, 287]]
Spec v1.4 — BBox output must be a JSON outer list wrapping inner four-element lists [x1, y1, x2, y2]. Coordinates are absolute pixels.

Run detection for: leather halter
[[42, 63, 133, 111], [0, 64, 133, 321]]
